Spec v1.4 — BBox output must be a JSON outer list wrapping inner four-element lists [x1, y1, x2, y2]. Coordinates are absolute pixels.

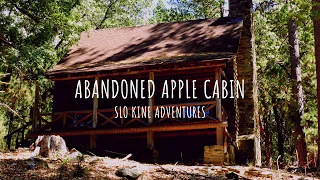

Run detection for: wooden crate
[[204, 145, 224, 165]]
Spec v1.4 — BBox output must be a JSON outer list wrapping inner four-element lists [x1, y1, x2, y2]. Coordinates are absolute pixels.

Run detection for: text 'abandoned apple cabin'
[[74, 79, 245, 99]]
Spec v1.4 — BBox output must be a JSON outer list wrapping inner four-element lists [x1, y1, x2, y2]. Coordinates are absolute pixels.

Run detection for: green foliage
[[73, 154, 88, 178], [0, 0, 151, 149], [255, 0, 316, 165], [0, 112, 7, 150], [150, 0, 223, 23], [0, 0, 222, 150], [58, 158, 69, 179]]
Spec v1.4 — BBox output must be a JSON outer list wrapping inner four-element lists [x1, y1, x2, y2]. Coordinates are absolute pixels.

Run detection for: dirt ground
[[0, 148, 319, 180]]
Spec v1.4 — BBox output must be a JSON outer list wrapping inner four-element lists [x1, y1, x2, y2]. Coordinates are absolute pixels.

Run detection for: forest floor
[[0, 148, 319, 180]]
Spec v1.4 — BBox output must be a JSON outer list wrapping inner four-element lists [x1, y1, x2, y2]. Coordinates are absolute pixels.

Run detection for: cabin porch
[[25, 61, 235, 163]]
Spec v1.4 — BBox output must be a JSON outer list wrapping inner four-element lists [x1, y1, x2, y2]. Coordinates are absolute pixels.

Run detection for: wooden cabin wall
[[53, 80, 93, 112], [51, 66, 236, 160], [222, 66, 236, 141]]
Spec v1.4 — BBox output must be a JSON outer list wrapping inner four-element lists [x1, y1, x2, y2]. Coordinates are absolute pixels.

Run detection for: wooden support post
[[32, 83, 40, 132], [63, 113, 66, 128], [93, 77, 99, 128], [148, 72, 154, 124], [147, 131, 154, 149], [147, 72, 155, 149], [90, 135, 97, 149], [91, 77, 99, 149], [215, 69, 223, 145]]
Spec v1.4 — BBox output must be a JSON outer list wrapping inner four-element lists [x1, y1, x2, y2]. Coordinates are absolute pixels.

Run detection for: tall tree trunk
[[272, 98, 284, 165], [264, 111, 272, 168], [6, 114, 14, 149], [312, 0, 320, 168], [252, 18, 262, 167], [288, 19, 307, 167]]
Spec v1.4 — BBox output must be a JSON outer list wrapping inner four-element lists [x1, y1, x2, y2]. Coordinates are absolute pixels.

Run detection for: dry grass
[[0, 148, 318, 180]]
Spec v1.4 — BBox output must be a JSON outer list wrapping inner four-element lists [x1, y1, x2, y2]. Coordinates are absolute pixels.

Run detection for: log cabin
[[8, 0, 259, 164]]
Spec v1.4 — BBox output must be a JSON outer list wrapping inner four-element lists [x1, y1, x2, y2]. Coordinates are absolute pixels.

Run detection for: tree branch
[[0, 36, 12, 46], [254, 0, 276, 12], [54, 38, 64, 49], [0, 30, 13, 47], [13, 4, 40, 23], [0, 103, 22, 119], [96, 1, 116, 30], [0, 73, 10, 77]]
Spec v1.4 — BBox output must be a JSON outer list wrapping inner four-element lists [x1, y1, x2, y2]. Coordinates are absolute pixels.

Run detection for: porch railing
[[36, 100, 226, 132]]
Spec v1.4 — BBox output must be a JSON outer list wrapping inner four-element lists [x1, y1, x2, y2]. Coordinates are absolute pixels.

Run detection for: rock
[[32, 146, 40, 156], [35, 135, 50, 157], [26, 157, 48, 170], [116, 168, 142, 179], [67, 148, 82, 160], [33, 135, 69, 159], [47, 162, 56, 169], [27, 160, 36, 170]]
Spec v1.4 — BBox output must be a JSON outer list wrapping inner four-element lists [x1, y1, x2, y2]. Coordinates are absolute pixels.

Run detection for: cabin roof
[[46, 17, 243, 78]]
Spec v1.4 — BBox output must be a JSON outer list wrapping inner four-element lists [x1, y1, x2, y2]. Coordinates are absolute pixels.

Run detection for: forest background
[[0, 0, 319, 168]]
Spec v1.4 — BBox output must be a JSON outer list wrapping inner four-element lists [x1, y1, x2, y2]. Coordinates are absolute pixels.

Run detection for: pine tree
[[312, 0, 320, 168], [288, 18, 307, 167]]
